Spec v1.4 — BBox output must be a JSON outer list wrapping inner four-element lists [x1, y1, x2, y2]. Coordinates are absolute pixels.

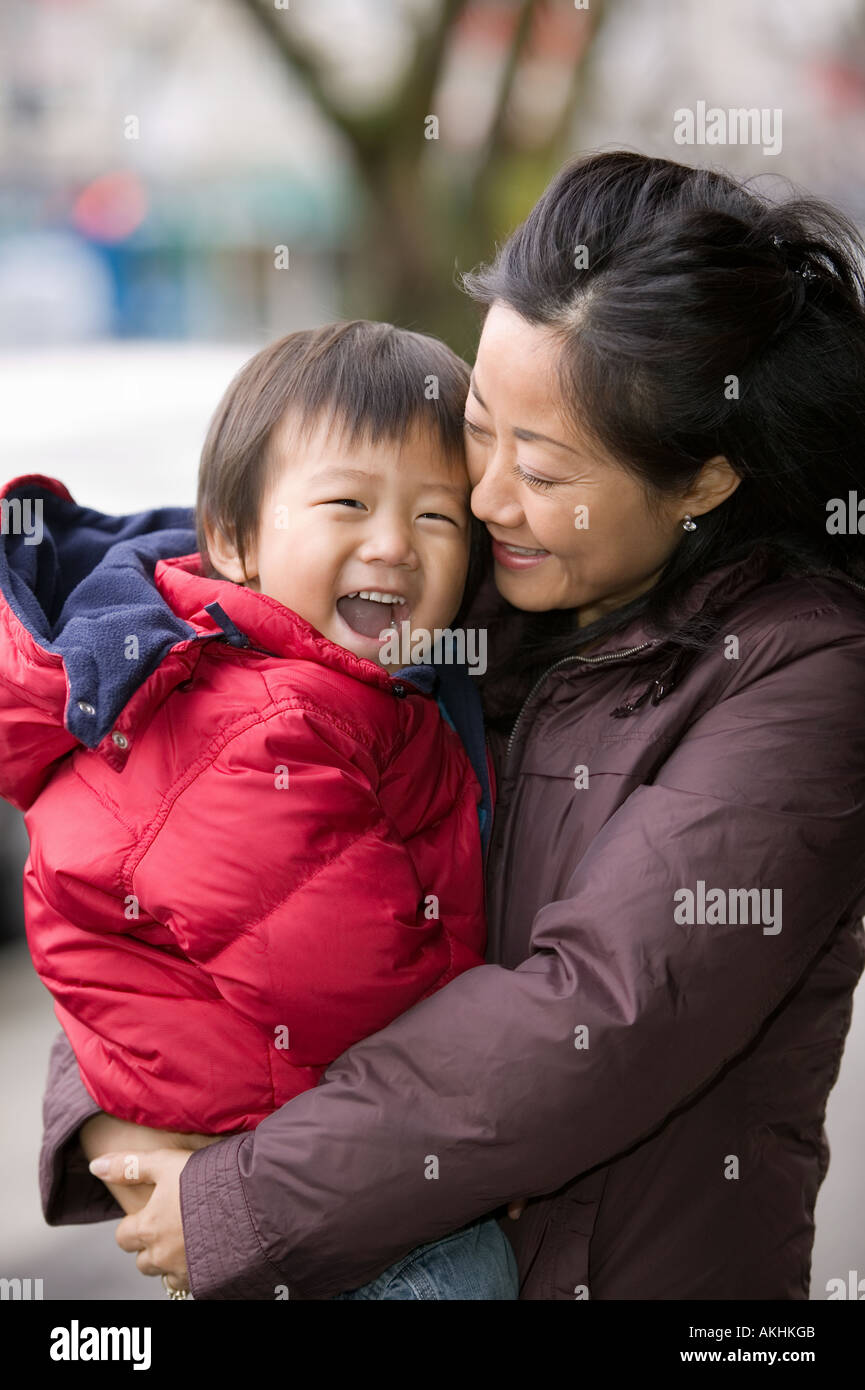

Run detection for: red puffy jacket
[[0, 476, 488, 1132]]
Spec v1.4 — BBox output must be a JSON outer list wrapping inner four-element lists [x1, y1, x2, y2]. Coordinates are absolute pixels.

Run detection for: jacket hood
[[0, 475, 202, 806]]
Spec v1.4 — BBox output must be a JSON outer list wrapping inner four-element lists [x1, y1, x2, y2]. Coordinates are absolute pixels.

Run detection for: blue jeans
[[332, 1216, 519, 1300]]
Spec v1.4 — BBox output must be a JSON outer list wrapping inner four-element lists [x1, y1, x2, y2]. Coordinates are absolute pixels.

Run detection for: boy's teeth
[[344, 590, 406, 603]]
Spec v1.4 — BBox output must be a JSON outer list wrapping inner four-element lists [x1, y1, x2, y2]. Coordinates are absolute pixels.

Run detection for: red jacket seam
[[120, 695, 380, 890]]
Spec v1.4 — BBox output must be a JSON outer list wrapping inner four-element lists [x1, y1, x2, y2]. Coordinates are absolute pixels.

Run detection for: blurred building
[[0, 0, 356, 343]]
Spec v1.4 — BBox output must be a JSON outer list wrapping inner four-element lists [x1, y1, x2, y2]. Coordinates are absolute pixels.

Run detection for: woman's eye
[[513, 463, 557, 492], [463, 418, 489, 440], [465, 418, 556, 491]]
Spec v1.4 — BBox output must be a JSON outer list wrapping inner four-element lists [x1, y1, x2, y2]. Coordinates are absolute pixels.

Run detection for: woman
[[40, 151, 865, 1299]]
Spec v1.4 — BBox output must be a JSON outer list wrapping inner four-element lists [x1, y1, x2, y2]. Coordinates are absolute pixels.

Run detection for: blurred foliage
[[234, 0, 609, 354]]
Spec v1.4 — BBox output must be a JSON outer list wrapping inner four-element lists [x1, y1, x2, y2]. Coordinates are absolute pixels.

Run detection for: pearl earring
[[682, 514, 698, 531]]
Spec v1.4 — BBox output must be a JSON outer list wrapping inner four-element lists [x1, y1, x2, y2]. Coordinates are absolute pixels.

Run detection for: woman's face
[[465, 302, 734, 624]]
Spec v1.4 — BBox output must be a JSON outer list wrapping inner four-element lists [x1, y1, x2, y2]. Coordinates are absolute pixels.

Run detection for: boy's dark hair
[[197, 320, 487, 614], [459, 150, 865, 722]]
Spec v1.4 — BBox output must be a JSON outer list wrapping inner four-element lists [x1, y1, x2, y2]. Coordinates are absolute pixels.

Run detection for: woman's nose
[[470, 455, 524, 529]]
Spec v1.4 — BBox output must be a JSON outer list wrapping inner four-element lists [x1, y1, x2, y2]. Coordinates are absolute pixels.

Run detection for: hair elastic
[[770, 234, 817, 282]]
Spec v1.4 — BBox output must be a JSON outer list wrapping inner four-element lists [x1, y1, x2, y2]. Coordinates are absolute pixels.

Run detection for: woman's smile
[[490, 537, 551, 569]]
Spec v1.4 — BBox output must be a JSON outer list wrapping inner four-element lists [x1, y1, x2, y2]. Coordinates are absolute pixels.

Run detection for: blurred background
[[1, 0, 864, 1299]]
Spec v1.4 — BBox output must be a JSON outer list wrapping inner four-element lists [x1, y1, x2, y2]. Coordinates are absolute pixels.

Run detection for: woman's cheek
[[540, 498, 593, 556]]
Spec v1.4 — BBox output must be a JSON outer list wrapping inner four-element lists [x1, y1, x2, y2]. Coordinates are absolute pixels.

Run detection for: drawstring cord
[[611, 648, 690, 718], [203, 601, 250, 648]]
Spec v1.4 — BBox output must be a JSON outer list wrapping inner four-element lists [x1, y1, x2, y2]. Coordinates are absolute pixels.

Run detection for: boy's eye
[[419, 511, 459, 525], [325, 498, 365, 508]]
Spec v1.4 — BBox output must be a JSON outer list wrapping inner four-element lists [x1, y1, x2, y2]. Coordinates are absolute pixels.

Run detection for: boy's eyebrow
[[308, 466, 468, 497], [469, 371, 579, 456]]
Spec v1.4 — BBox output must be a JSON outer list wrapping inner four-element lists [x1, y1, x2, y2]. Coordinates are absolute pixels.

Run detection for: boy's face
[[211, 409, 471, 671]]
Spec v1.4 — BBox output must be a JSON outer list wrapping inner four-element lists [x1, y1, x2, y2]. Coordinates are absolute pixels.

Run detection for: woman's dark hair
[[197, 319, 489, 622], [459, 150, 865, 722]]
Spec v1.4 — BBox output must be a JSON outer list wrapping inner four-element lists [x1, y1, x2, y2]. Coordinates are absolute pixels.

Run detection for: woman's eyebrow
[[469, 372, 579, 455]]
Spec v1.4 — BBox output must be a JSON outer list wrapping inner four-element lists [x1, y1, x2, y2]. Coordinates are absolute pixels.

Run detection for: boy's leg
[[333, 1216, 519, 1301]]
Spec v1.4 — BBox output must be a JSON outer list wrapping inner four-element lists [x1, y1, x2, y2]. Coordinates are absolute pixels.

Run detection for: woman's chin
[[494, 563, 572, 612]]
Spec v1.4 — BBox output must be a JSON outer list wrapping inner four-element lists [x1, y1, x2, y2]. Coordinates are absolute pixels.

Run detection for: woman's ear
[[203, 521, 258, 585], [681, 454, 741, 523]]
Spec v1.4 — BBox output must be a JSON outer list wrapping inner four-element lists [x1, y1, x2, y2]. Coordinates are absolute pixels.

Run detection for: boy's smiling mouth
[[336, 590, 412, 640]]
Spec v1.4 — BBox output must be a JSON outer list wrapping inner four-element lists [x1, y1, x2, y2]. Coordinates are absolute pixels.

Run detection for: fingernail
[[89, 1158, 110, 1175]]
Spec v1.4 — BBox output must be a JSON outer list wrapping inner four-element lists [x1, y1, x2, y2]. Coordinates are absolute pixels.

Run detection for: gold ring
[[162, 1273, 189, 1300]]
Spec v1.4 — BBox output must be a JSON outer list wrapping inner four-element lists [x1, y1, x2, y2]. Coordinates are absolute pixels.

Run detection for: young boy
[[0, 321, 517, 1299]]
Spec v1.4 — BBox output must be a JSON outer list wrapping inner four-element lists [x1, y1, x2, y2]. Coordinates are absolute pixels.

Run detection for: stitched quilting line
[[192, 821, 391, 957], [70, 763, 140, 843], [120, 694, 380, 889], [260, 662, 409, 772]]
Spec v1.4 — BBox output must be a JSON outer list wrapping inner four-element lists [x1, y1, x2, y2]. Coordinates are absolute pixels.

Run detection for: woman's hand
[[82, 1114, 221, 1219], [89, 1149, 193, 1292], [507, 1198, 527, 1219], [81, 1114, 161, 1216]]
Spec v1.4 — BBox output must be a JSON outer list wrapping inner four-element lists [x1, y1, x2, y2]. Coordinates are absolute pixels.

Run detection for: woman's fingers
[[135, 1248, 171, 1279], [115, 1211, 147, 1255], [102, 1148, 193, 1289], [116, 1210, 184, 1284], [507, 1198, 528, 1220], [89, 1149, 165, 1185]]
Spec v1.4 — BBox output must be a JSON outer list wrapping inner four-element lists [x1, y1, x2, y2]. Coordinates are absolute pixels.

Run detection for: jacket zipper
[[505, 641, 654, 762]]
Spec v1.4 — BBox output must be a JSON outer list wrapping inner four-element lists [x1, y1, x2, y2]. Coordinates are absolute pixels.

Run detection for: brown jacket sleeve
[[40, 1030, 123, 1224]]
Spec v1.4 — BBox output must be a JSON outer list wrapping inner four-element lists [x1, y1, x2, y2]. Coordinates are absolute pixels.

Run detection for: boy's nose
[[357, 516, 418, 568]]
